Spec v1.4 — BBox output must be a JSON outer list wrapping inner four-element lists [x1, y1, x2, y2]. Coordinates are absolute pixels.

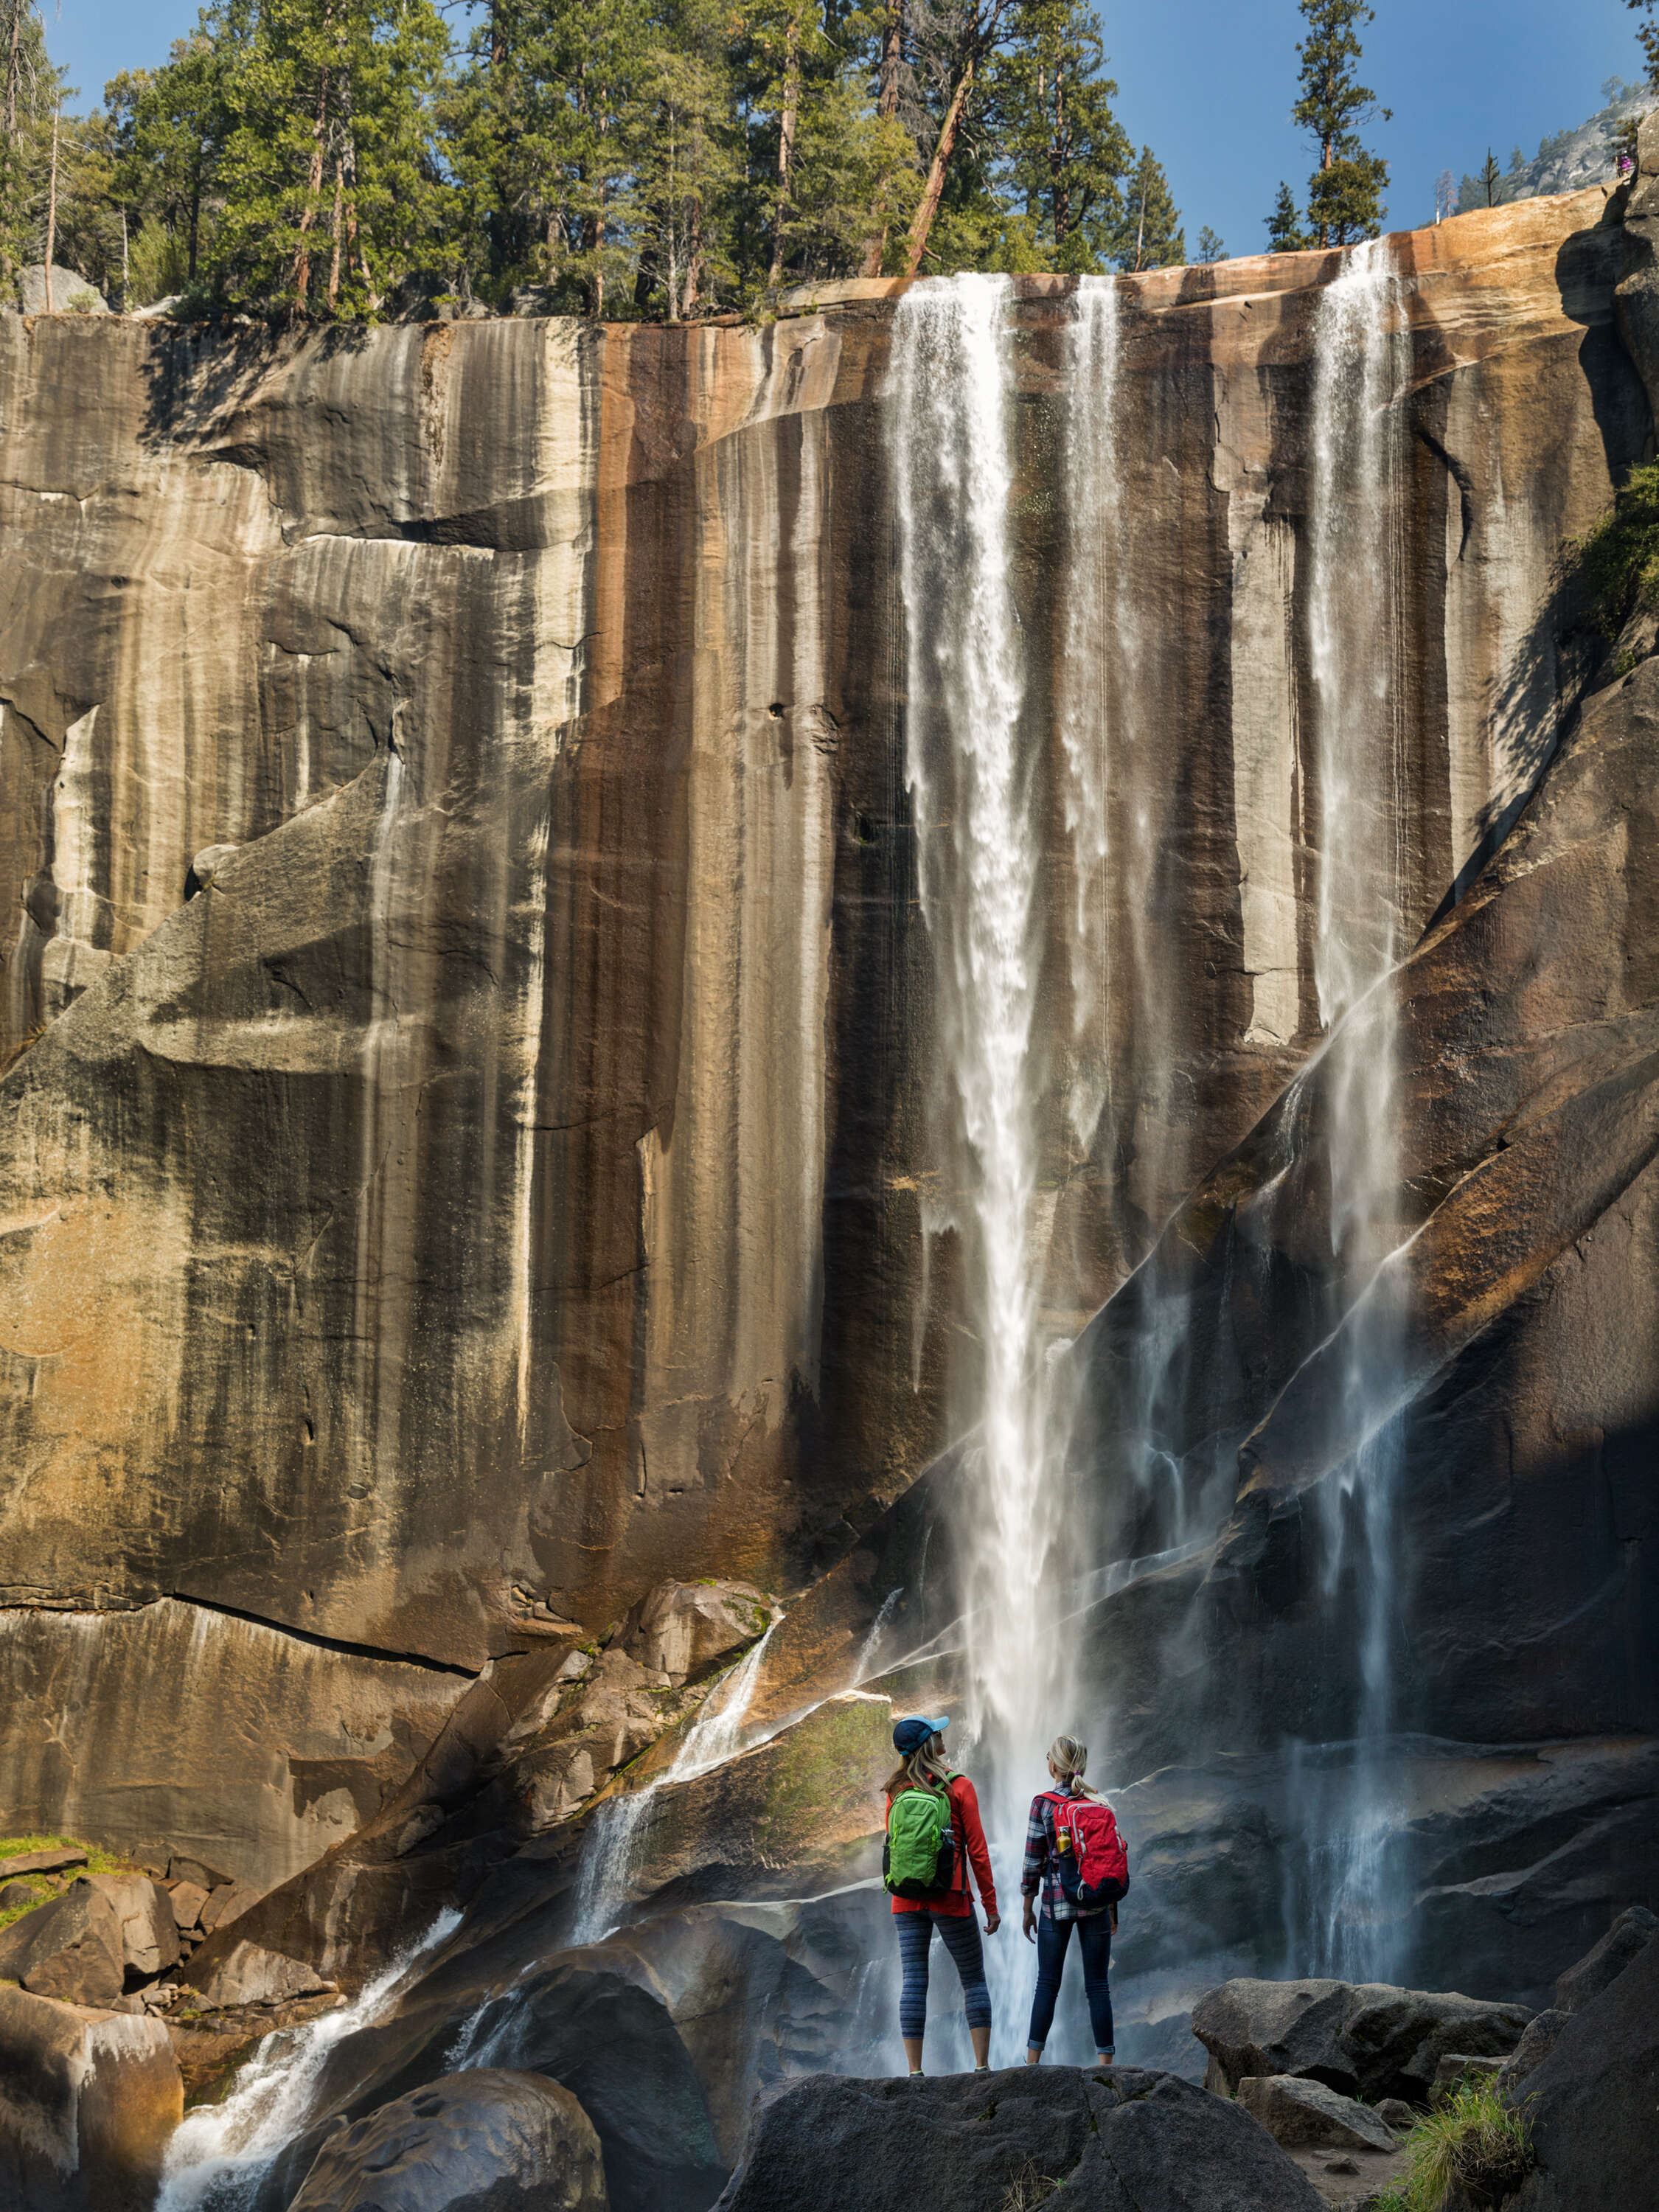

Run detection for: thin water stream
[[156, 1911, 462, 2212]]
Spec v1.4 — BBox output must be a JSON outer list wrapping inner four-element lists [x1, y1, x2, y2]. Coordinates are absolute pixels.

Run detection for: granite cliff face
[[0, 186, 1639, 1897], [0, 171, 1653, 2187]]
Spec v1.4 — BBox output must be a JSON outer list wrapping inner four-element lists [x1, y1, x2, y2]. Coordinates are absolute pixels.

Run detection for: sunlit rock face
[[0, 182, 1641, 1891]]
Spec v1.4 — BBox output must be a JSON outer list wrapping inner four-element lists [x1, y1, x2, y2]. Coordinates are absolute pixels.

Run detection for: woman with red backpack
[[882, 1715, 1001, 2076], [1020, 1734, 1127, 2066]]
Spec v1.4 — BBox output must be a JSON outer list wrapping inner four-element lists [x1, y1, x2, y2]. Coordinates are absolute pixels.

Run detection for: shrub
[[1373, 2074, 1536, 2211], [1576, 460, 1659, 637]]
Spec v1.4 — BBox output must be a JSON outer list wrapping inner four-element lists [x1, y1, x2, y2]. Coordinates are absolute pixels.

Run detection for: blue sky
[[47, 0, 1642, 259]]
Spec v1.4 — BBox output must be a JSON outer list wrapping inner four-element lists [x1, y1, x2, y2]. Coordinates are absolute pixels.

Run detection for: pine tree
[[988, 0, 1130, 273], [210, 0, 449, 317], [1195, 223, 1224, 262], [1267, 179, 1309, 251], [108, 13, 245, 294], [1110, 142, 1181, 271], [1631, 0, 1659, 94], [632, 0, 740, 319], [0, 0, 49, 291], [1478, 147, 1502, 206], [1289, 0, 1389, 247], [900, 0, 1022, 274]]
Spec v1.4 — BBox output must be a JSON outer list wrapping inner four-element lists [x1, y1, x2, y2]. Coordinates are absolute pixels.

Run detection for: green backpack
[[883, 1778, 960, 1900]]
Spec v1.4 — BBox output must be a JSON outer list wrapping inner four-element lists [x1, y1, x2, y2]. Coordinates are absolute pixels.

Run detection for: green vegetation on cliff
[[1578, 461, 1659, 642]]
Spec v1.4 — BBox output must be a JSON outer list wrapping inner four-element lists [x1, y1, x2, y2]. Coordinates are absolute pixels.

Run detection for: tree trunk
[[903, 55, 974, 279], [768, 13, 801, 288], [5, 0, 22, 140], [877, 0, 901, 117], [291, 63, 331, 307], [1050, 64, 1068, 241], [682, 187, 704, 321], [188, 153, 201, 281], [42, 95, 58, 310]]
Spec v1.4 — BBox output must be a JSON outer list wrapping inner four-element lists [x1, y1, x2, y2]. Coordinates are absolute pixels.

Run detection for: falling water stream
[[156, 1911, 462, 2212], [890, 248, 1417, 2026], [569, 1622, 779, 1944], [1294, 234, 1411, 1980], [889, 274, 1082, 2044]]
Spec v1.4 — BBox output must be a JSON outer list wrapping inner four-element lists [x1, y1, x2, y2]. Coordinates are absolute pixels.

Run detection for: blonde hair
[[1048, 1736, 1098, 1795], [883, 1739, 953, 1799]]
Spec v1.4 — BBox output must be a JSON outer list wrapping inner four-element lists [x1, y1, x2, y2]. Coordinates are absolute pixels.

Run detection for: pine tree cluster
[[0, 0, 1190, 320]]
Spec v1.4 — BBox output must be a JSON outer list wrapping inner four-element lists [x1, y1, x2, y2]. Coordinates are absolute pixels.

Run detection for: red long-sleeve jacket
[[887, 1773, 998, 1919]]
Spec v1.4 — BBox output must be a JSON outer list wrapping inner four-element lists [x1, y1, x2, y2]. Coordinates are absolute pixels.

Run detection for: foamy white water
[[891, 275, 1083, 2045], [1302, 234, 1411, 1980], [156, 1909, 462, 2212]]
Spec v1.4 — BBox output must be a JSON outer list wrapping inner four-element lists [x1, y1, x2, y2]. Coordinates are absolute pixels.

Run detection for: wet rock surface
[[246, 1960, 726, 2212], [1551, 1903, 1656, 2013], [285, 2068, 609, 2212], [712, 2065, 1326, 2212]]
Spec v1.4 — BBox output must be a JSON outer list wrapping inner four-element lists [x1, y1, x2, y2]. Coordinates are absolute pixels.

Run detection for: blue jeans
[[895, 1909, 992, 2039], [1026, 1910, 1113, 2053]]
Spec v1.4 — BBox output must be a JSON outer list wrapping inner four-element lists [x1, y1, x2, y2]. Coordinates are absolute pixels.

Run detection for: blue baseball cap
[[892, 1715, 949, 1756]]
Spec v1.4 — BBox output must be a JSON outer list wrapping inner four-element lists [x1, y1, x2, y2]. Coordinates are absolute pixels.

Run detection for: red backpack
[[1048, 1792, 1129, 1908]]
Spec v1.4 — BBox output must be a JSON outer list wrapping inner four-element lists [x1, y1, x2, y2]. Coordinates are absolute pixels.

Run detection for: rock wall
[[0, 182, 1643, 1885]]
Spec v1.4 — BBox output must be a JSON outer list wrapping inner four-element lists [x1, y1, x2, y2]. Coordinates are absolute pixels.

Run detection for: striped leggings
[[895, 1907, 992, 2039]]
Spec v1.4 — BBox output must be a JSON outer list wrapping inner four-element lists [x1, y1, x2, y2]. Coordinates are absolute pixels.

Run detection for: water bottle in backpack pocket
[[883, 1782, 959, 1900], [1054, 1795, 1129, 1910]]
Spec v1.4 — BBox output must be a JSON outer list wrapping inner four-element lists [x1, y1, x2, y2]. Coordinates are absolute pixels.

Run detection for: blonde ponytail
[[1048, 1735, 1099, 1795]]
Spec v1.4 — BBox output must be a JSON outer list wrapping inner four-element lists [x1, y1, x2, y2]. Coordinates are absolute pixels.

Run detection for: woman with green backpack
[[883, 1715, 1000, 2076]]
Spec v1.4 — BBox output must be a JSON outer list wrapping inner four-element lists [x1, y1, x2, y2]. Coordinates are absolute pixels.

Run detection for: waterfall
[[1057, 275, 1119, 1159], [569, 1624, 779, 1944], [890, 274, 1077, 2042], [1300, 234, 1411, 1981], [156, 1910, 461, 2211]]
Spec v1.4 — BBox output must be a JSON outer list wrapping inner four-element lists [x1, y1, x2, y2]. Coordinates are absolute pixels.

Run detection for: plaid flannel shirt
[[1020, 1784, 1108, 1923]]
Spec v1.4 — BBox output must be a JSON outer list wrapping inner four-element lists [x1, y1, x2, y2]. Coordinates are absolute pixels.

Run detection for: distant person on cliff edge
[[882, 1715, 1000, 2075], [1020, 1735, 1130, 2067]]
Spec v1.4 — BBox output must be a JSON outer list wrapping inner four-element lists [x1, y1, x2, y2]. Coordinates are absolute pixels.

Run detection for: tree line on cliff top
[[1, 0, 1404, 323]]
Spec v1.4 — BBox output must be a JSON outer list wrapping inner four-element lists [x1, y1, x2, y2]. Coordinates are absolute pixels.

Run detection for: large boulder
[[0, 1983, 181, 2212], [1506, 1934, 1659, 2211], [194, 1938, 335, 2008], [287, 2068, 608, 2212], [1192, 1978, 1532, 2102], [0, 1882, 125, 2008], [712, 2066, 1324, 2212], [1552, 1905, 1656, 2014], [1237, 2073, 1396, 2152], [244, 1961, 726, 2212], [83, 1874, 180, 1980], [620, 1584, 771, 1688], [16, 265, 108, 314]]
